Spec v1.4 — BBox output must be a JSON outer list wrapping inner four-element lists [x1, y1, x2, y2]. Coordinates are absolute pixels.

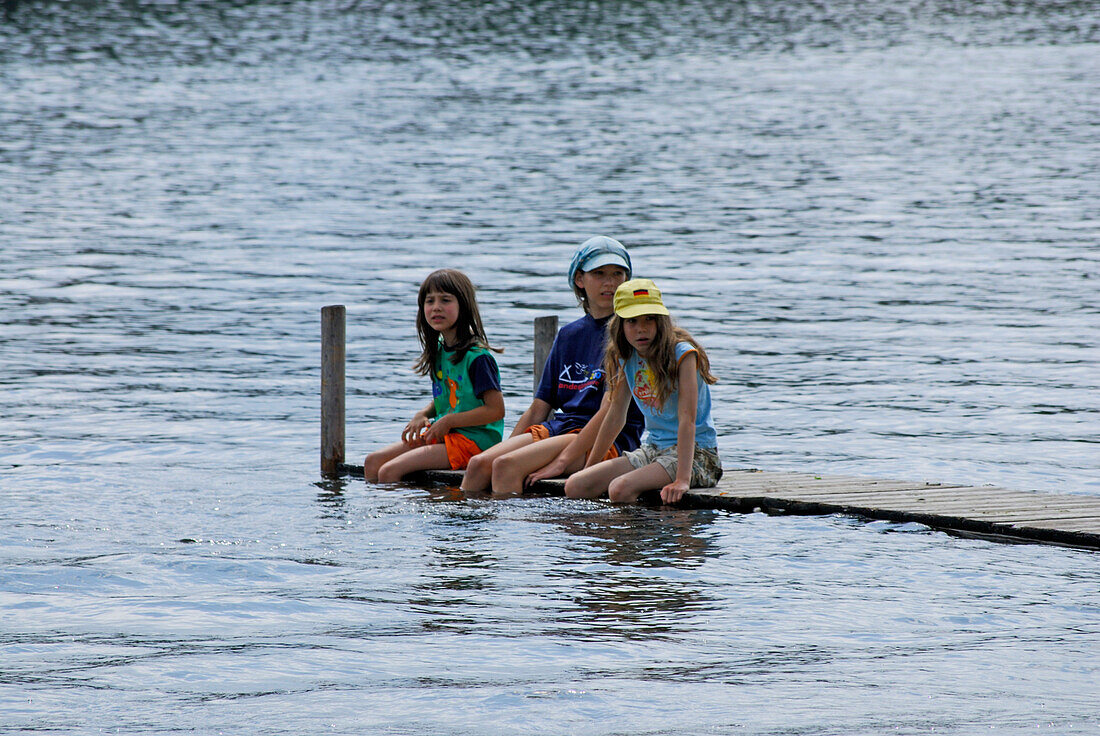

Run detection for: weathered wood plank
[[743, 488, 1096, 509], [1007, 518, 1100, 533], [715, 476, 953, 493], [737, 492, 1100, 520], [906, 506, 1100, 521], [757, 496, 1100, 518]]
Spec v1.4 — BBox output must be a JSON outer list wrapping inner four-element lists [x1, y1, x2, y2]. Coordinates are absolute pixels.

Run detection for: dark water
[[2, 1, 1099, 734]]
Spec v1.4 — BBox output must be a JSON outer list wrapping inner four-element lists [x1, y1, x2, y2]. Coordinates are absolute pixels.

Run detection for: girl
[[364, 269, 505, 483], [564, 278, 721, 504], [460, 236, 645, 496]]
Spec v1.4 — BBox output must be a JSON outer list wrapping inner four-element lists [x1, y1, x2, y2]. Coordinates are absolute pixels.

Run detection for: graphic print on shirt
[[632, 363, 661, 410], [558, 362, 603, 393], [434, 369, 464, 411]]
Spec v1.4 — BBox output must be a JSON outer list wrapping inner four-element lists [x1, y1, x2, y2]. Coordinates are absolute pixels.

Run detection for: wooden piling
[[533, 315, 558, 391], [320, 305, 345, 475]]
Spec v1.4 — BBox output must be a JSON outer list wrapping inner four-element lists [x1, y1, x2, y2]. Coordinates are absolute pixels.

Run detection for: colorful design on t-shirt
[[632, 364, 660, 409], [431, 344, 503, 451], [558, 363, 603, 393], [533, 313, 644, 452], [623, 342, 718, 450], [432, 372, 462, 410]]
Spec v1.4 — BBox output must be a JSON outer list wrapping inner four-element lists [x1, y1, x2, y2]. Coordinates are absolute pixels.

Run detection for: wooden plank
[[1006, 518, 1100, 533], [742, 489, 1004, 506], [719, 479, 942, 495], [737, 484, 1049, 502], [751, 494, 1100, 521], [752, 495, 1100, 518], [905, 500, 1100, 516], [910, 506, 1100, 521], [717, 473, 954, 491], [746, 489, 1100, 510], [718, 471, 892, 485]]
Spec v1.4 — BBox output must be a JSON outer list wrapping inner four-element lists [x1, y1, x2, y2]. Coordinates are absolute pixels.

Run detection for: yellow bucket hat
[[614, 278, 670, 319]]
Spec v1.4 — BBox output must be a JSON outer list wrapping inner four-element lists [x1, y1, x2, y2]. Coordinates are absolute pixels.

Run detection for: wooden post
[[321, 305, 345, 475], [533, 315, 558, 392]]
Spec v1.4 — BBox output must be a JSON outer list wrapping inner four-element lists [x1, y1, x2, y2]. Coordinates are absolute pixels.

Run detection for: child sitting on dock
[[364, 269, 505, 483], [460, 236, 645, 496], [564, 278, 721, 504]]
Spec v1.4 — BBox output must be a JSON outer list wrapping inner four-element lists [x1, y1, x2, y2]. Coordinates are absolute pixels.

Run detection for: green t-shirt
[[432, 343, 503, 451]]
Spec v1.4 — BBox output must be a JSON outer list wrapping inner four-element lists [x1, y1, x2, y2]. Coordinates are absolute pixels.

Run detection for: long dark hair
[[604, 313, 716, 408], [413, 269, 499, 376]]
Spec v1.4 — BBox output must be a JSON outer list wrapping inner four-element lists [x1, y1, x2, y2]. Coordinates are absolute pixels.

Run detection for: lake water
[[1, 1, 1098, 733]]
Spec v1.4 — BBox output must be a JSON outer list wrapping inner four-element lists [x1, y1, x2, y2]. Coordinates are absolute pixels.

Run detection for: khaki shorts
[[622, 444, 723, 488]]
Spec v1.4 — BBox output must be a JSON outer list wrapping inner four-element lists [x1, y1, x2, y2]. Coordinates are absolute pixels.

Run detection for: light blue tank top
[[623, 342, 717, 449]]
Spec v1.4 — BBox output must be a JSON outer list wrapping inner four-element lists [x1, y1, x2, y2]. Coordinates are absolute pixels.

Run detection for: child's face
[[423, 289, 460, 340], [622, 315, 658, 355], [575, 264, 629, 315]]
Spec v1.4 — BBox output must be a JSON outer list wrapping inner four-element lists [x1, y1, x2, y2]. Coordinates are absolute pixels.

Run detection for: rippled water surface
[[2, 1, 1098, 734]]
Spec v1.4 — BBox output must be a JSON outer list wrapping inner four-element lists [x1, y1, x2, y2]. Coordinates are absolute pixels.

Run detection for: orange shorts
[[440, 432, 482, 471], [525, 424, 619, 462]]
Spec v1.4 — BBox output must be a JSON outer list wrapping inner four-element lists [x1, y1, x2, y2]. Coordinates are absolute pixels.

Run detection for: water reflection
[[407, 498, 504, 632], [313, 476, 349, 521], [546, 506, 721, 639]]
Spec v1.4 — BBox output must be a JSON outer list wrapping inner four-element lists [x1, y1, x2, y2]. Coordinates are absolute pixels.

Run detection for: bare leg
[[377, 444, 451, 483], [460, 433, 537, 493], [490, 434, 575, 497], [564, 457, 634, 500], [607, 462, 675, 503], [364, 439, 418, 482]]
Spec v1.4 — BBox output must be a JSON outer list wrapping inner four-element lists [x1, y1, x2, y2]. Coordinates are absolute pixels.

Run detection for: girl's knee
[[461, 453, 492, 492], [565, 473, 598, 499], [363, 452, 384, 481], [376, 462, 404, 484], [607, 477, 635, 503], [465, 452, 490, 477], [491, 452, 522, 480]]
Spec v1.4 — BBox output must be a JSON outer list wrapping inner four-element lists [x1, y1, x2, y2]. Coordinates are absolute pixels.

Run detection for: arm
[[402, 400, 437, 444], [583, 381, 631, 470], [524, 393, 612, 486], [517, 334, 560, 438], [424, 389, 505, 444], [661, 354, 698, 504], [508, 398, 553, 438]]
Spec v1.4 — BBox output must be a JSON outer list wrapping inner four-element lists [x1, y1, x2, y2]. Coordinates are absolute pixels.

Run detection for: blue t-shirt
[[623, 342, 717, 450], [466, 354, 502, 399], [535, 314, 644, 453]]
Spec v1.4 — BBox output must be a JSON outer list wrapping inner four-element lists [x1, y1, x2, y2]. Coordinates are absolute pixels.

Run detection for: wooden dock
[[335, 463, 1100, 550], [323, 306, 1098, 551]]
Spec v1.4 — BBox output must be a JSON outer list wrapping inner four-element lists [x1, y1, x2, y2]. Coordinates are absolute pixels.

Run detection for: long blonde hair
[[603, 314, 717, 408]]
